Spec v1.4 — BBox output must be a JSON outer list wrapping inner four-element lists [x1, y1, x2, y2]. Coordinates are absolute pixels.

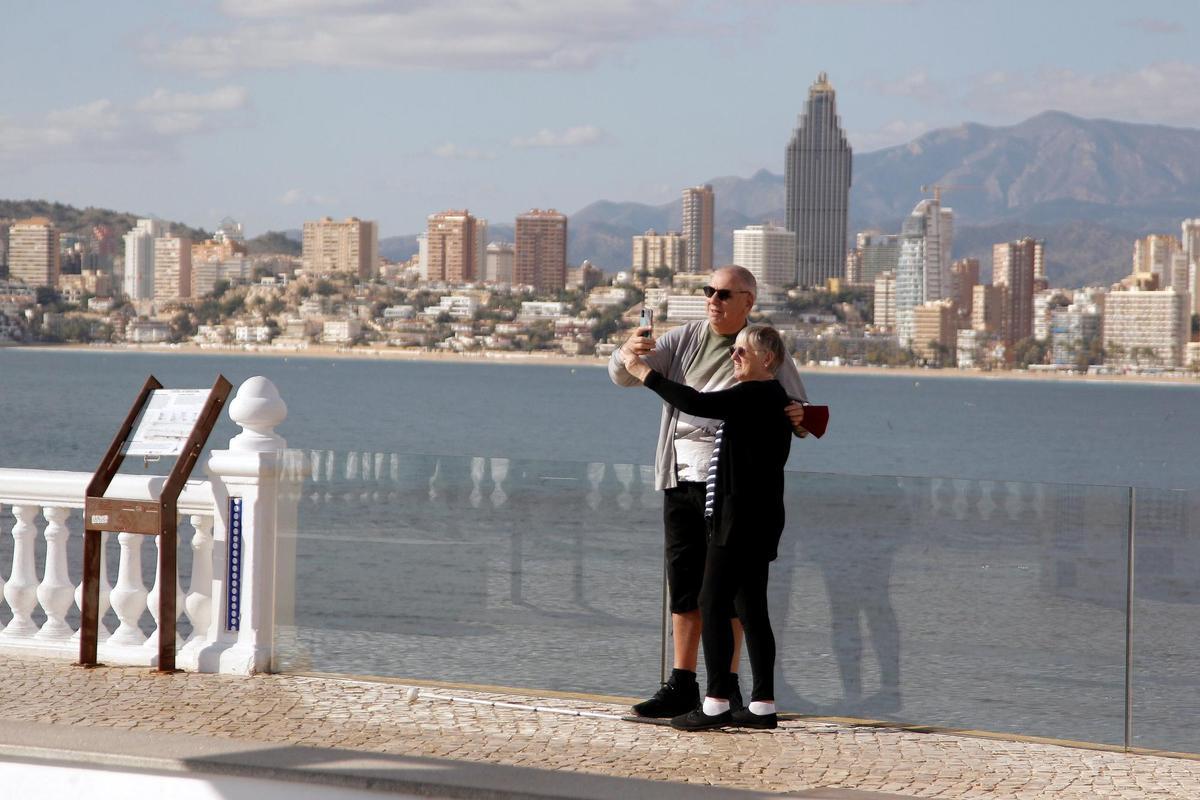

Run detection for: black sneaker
[[632, 679, 699, 718], [670, 708, 732, 731], [731, 708, 778, 729]]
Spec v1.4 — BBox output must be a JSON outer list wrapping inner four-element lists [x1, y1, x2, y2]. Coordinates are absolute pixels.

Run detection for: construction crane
[[919, 183, 981, 204]]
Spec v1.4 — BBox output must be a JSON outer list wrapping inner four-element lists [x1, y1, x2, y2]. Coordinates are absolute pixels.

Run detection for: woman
[[621, 323, 795, 731]]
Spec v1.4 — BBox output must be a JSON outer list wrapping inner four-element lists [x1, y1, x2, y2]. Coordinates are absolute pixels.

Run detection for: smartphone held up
[[638, 307, 653, 335]]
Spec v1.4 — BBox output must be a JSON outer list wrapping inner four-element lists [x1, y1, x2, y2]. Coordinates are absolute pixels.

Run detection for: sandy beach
[[7, 341, 1200, 385]]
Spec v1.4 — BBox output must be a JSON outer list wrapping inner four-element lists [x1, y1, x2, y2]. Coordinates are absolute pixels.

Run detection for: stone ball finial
[[228, 376, 288, 452]]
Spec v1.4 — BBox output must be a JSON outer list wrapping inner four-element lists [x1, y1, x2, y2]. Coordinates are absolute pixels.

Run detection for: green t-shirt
[[684, 324, 738, 388]]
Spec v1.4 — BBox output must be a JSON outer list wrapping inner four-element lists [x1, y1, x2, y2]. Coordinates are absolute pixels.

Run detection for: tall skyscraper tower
[[8, 217, 61, 288], [301, 217, 379, 279], [785, 72, 852, 288], [514, 209, 567, 294], [153, 236, 192, 306], [993, 238, 1038, 345], [733, 224, 796, 292], [1181, 219, 1200, 314], [894, 198, 954, 348], [425, 210, 477, 283], [681, 185, 714, 274], [123, 218, 168, 300]]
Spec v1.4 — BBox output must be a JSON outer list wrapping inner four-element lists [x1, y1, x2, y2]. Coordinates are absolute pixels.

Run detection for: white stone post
[[108, 532, 149, 646], [181, 514, 214, 652], [1, 505, 41, 639], [35, 506, 75, 640], [195, 376, 290, 675]]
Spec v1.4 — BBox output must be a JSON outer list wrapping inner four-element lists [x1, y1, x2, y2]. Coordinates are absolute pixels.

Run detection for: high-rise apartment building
[[123, 219, 169, 300], [912, 300, 956, 364], [1183, 219, 1200, 313], [0, 221, 10, 276], [1103, 288, 1189, 368], [894, 198, 954, 348], [473, 218, 488, 282], [153, 236, 192, 305], [632, 229, 687, 274], [785, 72, 852, 288], [873, 271, 896, 330], [486, 242, 514, 284], [192, 235, 249, 297], [514, 209, 568, 294], [950, 258, 980, 326], [425, 210, 477, 283], [993, 238, 1039, 345], [1050, 301, 1102, 367], [681, 185, 714, 274], [7, 217, 61, 288], [1132, 234, 1180, 282], [733, 223, 796, 292], [972, 284, 1004, 334], [301, 217, 378, 279], [853, 232, 901, 287]]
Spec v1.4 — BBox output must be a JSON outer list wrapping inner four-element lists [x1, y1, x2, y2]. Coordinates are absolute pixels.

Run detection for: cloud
[[1122, 17, 1184, 35], [148, 0, 688, 74], [850, 119, 933, 151], [430, 142, 495, 160], [280, 188, 335, 206], [867, 70, 944, 103], [0, 87, 249, 163], [511, 125, 609, 148], [966, 62, 1200, 126]]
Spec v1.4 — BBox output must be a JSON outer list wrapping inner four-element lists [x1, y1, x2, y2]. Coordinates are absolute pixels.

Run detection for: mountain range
[[382, 111, 1200, 289]]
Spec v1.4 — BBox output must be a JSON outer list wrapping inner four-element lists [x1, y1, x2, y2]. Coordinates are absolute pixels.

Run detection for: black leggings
[[699, 543, 775, 702]]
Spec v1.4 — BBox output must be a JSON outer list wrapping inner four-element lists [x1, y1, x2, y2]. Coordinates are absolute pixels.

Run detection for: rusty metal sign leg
[[78, 528, 101, 667]]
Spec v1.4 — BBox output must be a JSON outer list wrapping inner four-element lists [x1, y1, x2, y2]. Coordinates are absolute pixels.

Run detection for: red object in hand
[[799, 405, 829, 438]]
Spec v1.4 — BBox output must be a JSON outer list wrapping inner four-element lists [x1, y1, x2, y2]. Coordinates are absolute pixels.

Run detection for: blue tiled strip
[[226, 498, 243, 631]]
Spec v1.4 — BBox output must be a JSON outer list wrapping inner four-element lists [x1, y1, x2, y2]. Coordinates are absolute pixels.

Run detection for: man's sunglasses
[[702, 286, 751, 301]]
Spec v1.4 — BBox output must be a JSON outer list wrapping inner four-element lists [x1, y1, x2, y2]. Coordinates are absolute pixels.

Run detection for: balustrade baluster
[[470, 457, 486, 507], [108, 532, 149, 646], [184, 514, 214, 646], [0, 505, 39, 638], [35, 506, 74, 640], [0, 504, 6, 610], [146, 523, 186, 652], [490, 458, 509, 508], [586, 463, 605, 510], [73, 531, 113, 642]]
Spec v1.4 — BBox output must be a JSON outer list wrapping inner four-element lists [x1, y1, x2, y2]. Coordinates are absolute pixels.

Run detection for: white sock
[[702, 696, 731, 716], [748, 701, 776, 716]]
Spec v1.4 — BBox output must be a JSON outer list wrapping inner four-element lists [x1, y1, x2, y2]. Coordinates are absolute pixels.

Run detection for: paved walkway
[[1, 656, 1199, 798]]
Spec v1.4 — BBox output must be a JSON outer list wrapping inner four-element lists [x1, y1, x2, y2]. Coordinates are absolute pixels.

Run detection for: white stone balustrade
[[0, 375, 295, 675]]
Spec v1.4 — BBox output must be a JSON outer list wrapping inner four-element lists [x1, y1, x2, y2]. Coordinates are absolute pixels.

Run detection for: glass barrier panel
[[774, 472, 1129, 746], [1130, 486, 1200, 754], [275, 450, 665, 697]]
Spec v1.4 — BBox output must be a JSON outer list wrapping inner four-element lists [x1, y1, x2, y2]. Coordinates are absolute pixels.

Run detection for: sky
[[1, 0, 1196, 238]]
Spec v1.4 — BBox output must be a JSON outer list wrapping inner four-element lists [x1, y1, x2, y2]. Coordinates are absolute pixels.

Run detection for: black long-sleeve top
[[644, 370, 792, 559]]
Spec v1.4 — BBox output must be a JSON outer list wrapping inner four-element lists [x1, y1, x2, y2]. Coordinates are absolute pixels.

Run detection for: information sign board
[[123, 389, 213, 457]]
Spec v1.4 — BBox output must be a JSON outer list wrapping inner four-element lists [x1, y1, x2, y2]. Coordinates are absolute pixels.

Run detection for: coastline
[[6, 342, 1200, 385]]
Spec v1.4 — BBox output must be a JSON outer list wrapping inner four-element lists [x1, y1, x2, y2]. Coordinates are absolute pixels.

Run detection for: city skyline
[[1, 1, 1197, 238]]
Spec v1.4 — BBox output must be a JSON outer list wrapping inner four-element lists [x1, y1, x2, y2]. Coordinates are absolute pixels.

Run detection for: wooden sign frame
[[79, 374, 233, 672]]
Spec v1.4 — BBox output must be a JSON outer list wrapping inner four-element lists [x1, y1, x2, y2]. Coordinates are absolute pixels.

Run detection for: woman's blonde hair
[[735, 324, 787, 375]]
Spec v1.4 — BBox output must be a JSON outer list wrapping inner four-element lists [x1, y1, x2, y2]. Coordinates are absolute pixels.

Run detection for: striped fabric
[[704, 423, 725, 519]]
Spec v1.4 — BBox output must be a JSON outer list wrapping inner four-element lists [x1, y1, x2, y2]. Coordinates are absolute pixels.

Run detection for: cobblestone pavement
[[2, 656, 1200, 798]]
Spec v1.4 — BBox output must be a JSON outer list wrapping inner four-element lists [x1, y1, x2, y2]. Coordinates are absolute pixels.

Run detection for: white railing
[[0, 376, 298, 675]]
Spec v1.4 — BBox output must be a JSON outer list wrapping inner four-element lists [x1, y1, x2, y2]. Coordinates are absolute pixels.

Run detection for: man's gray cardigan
[[608, 320, 809, 491]]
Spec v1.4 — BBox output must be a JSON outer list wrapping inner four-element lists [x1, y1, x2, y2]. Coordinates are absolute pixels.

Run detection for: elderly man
[[609, 265, 808, 717]]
